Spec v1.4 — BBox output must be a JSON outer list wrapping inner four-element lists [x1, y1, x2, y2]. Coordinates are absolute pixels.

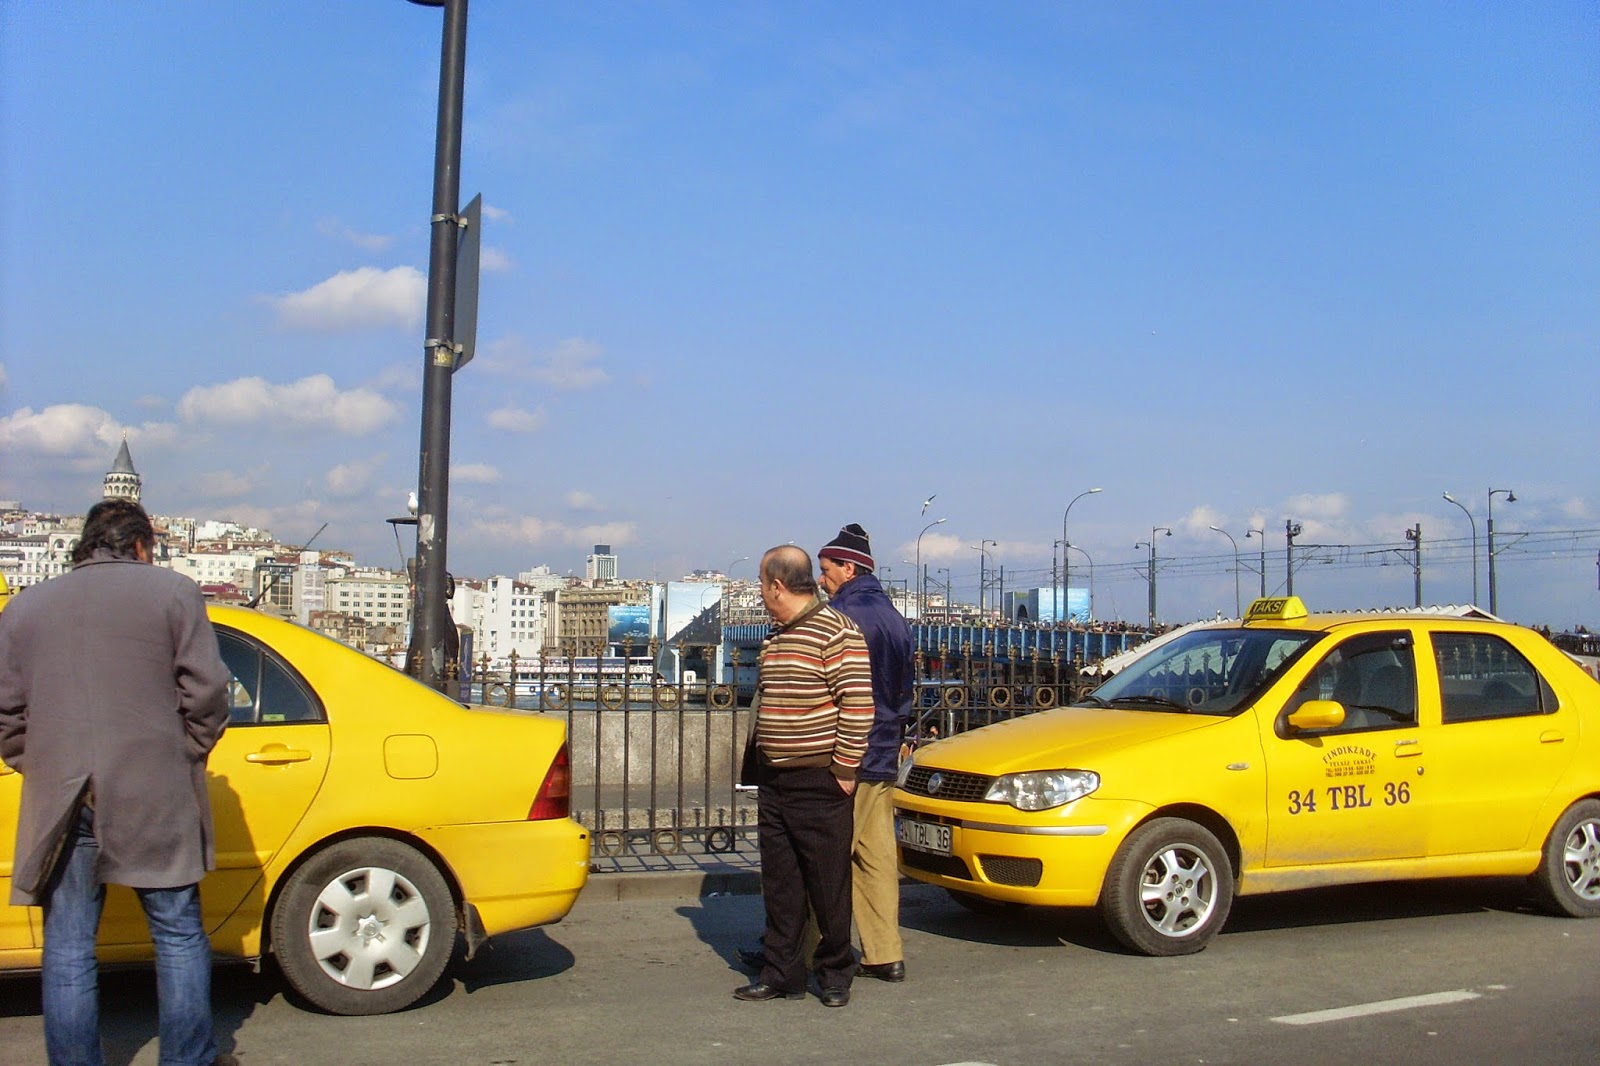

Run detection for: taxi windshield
[[1085, 626, 1322, 715]]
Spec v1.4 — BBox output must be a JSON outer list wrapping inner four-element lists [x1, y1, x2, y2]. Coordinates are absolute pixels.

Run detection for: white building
[[585, 544, 618, 582], [0, 532, 76, 589], [167, 548, 264, 588], [470, 576, 547, 664], [327, 569, 412, 629]]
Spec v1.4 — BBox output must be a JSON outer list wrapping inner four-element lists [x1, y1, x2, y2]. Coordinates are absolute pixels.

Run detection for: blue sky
[[2, 2, 1596, 627]]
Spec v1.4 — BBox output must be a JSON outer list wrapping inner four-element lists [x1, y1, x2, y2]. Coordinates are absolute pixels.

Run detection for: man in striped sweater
[[734, 545, 875, 1008]]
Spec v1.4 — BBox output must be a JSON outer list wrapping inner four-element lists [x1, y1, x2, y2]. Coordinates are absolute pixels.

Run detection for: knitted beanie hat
[[818, 523, 874, 573]]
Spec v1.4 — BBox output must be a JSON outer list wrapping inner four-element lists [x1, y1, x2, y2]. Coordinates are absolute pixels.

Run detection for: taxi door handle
[[245, 746, 313, 765], [1539, 730, 1565, 744], [1393, 738, 1423, 758]]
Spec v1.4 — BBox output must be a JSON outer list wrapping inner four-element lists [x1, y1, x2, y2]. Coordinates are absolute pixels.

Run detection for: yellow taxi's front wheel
[[1099, 818, 1234, 957], [271, 838, 456, 1015]]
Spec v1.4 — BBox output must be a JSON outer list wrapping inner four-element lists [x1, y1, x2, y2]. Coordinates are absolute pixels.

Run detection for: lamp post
[[406, 0, 469, 691], [972, 541, 996, 617], [1135, 527, 1172, 628], [727, 555, 749, 579], [1487, 487, 1516, 615], [916, 518, 946, 620], [1066, 543, 1095, 621], [1284, 519, 1303, 596], [1208, 525, 1242, 617], [1442, 492, 1479, 605], [936, 567, 951, 622], [1060, 488, 1102, 626], [1245, 527, 1266, 597], [1404, 524, 1423, 607]]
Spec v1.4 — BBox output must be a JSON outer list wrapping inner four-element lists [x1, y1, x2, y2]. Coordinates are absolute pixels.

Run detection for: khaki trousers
[[801, 779, 903, 966]]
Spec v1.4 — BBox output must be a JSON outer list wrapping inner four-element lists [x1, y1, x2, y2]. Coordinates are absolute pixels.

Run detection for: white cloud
[[177, 374, 398, 434], [565, 490, 602, 511], [265, 266, 425, 331], [324, 454, 385, 497], [480, 246, 515, 272], [915, 531, 967, 563], [316, 217, 395, 252], [455, 463, 501, 484], [482, 203, 513, 223], [194, 468, 258, 498], [480, 335, 611, 390], [0, 404, 177, 459], [466, 515, 635, 549], [487, 405, 547, 433], [1559, 496, 1590, 521]]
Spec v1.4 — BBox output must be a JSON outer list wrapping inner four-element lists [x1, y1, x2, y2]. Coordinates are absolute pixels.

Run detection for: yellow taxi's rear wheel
[[1533, 799, 1600, 919], [1099, 818, 1233, 957], [271, 838, 456, 1015]]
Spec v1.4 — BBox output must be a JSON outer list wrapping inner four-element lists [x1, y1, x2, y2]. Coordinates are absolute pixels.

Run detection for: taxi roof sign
[[1244, 596, 1308, 622]]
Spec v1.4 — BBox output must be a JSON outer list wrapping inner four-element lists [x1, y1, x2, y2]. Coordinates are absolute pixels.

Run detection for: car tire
[[271, 838, 456, 1015], [1099, 818, 1233, 956], [1532, 799, 1600, 919], [946, 888, 1023, 916]]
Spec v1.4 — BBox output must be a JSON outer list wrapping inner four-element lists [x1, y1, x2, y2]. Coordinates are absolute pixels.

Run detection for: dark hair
[[72, 499, 155, 565], [761, 545, 817, 595]]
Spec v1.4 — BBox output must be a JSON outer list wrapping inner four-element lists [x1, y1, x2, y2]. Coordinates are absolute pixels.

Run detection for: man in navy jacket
[[815, 523, 914, 982]]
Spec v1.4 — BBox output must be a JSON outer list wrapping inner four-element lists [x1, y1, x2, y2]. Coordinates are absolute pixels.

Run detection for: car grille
[[899, 849, 972, 881], [978, 855, 1043, 887], [902, 765, 994, 802]]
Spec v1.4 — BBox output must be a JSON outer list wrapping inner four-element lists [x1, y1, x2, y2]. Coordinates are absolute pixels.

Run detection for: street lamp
[[936, 567, 951, 621], [1284, 519, 1303, 596], [1245, 527, 1266, 597], [916, 518, 946, 620], [1442, 492, 1479, 605], [1061, 488, 1102, 626], [1487, 487, 1516, 615], [727, 555, 749, 579], [1134, 527, 1172, 629], [1208, 525, 1242, 617], [972, 540, 996, 617]]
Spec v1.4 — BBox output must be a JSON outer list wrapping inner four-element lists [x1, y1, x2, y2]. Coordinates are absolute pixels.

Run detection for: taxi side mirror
[[1286, 699, 1346, 733]]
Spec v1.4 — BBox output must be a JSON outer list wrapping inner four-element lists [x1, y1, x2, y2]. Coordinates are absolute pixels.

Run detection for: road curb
[[583, 867, 762, 902]]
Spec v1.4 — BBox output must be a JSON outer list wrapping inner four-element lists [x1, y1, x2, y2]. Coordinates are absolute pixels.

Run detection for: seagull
[[407, 490, 419, 516], [921, 494, 937, 516]]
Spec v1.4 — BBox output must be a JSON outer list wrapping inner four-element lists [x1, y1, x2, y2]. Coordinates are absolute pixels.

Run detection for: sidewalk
[[584, 840, 762, 901]]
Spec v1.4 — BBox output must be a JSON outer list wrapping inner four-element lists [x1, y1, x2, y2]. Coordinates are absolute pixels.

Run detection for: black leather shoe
[[819, 986, 851, 1008], [858, 960, 905, 982], [737, 947, 766, 970], [733, 982, 804, 1002]]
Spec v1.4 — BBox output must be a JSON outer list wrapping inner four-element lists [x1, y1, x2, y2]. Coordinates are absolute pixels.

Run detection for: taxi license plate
[[896, 817, 951, 855]]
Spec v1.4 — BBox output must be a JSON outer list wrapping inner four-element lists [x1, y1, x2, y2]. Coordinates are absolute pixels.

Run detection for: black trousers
[[754, 761, 856, 992]]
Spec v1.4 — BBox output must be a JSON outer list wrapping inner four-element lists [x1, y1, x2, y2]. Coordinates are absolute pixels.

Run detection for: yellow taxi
[[0, 600, 589, 1014], [894, 597, 1600, 955]]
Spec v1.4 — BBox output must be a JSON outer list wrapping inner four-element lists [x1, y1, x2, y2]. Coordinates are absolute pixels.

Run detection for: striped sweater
[[755, 597, 875, 776]]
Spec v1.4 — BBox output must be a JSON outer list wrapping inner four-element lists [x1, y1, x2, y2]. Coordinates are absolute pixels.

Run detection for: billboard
[[607, 603, 651, 644], [659, 581, 724, 644], [1008, 587, 1091, 624]]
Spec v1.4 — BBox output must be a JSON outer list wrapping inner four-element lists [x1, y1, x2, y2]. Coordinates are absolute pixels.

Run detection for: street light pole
[[1061, 487, 1102, 626], [1135, 527, 1172, 628], [1404, 524, 1423, 607], [1208, 525, 1241, 617], [973, 541, 996, 617], [1442, 492, 1479, 605], [408, 0, 469, 691], [1487, 487, 1516, 615], [1284, 519, 1303, 597], [916, 518, 946, 620], [1245, 528, 1266, 597], [1066, 543, 1095, 621]]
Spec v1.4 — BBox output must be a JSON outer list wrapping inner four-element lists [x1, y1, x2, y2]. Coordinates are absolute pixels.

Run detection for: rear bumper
[[416, 817, 591, 935]]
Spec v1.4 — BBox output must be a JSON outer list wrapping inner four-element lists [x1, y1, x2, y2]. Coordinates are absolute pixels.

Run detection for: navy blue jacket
[[826, 573, 914, 781]]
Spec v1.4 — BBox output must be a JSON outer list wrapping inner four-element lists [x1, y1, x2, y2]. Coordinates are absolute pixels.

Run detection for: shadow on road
[[452, 928, 576, 995]]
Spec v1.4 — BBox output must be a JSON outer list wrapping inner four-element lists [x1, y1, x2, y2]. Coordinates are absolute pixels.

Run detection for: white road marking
[[1272, 989, 1481, 1026]]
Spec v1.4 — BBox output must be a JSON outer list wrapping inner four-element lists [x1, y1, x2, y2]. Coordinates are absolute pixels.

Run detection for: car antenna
[[244, 521, 329, 609]]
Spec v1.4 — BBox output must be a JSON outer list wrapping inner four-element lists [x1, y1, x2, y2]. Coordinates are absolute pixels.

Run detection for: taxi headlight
[[895, 756, 915, 788], [984, 770, 1099, 811]]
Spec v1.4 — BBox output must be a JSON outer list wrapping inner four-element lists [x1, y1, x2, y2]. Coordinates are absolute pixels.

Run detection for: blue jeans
[[41, 806, 217, 1066]]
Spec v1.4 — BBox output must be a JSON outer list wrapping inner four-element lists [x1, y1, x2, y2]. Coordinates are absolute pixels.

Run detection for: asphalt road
[[2, 876, 1597, 1065]]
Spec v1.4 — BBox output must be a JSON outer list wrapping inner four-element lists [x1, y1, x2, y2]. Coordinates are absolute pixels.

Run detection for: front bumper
[[893, 792, 1151, 907]]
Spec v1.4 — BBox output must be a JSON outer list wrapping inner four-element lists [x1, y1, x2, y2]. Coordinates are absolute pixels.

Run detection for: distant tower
[[585, 544, 618, 581], [103, 435, 142, 502]]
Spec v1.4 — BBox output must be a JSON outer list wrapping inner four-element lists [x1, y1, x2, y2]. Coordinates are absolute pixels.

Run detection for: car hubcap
[[1139, 844, 1215, 937], [306, 866, 433, 990], [1562, 819, 1600, 902]]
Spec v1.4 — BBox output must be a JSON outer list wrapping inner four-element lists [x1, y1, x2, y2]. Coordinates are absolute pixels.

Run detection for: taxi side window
[[215, 630, 324, 726], [1434, 633, 1557, 723], [1280, 631, 1417, 734]]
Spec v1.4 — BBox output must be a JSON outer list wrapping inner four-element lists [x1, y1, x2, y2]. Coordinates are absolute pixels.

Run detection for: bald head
[[760, 545, 818, 623]]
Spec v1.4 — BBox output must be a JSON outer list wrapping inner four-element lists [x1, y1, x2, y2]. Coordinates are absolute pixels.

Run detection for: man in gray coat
[[0, 498, 232, 1066]]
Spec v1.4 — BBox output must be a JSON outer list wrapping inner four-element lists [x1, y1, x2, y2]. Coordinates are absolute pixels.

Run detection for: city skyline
[[2, 3, 1595, 627]]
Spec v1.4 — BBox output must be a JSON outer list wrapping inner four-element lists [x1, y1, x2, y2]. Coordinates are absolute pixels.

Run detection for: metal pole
[[1284, 519, 1302, 597], [1209, 526, 1240, 617], [410, 0, 469, 691], [1061, 488, 1101, 627], [1442, 492, 1478, 605], [1487, 488, 1515, 615], [1247, 528, 1265, 597], [1405, 523, 1422, 607]]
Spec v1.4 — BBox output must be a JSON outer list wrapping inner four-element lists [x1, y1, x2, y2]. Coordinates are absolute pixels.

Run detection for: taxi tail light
[[529, 743, 572, 820]]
